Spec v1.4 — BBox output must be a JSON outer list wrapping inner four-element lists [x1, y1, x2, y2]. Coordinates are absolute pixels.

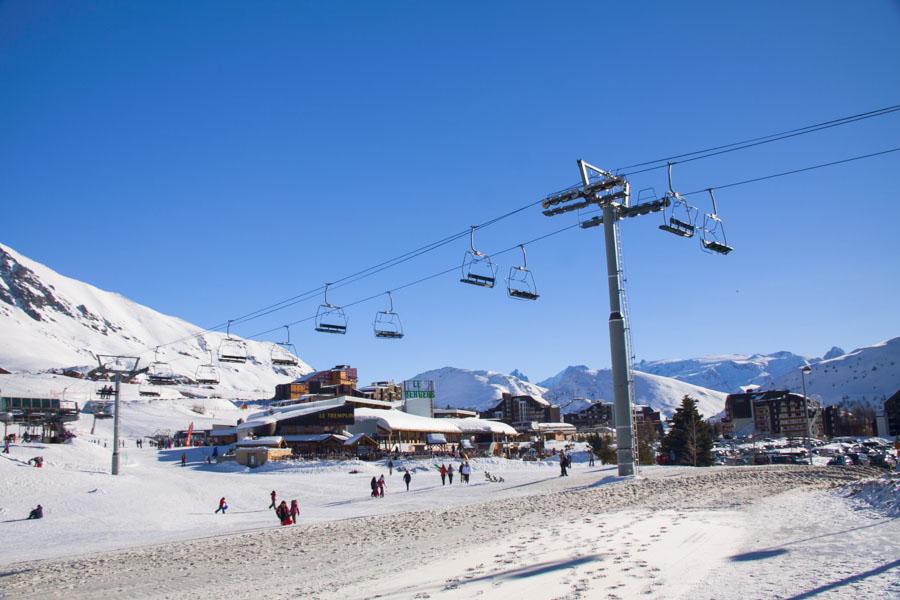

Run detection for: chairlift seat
[[316, 323, 347, 334], [508, 289, 540, 301], [659, 222, 694, 238], [460, 274, 495, 287], [375, 330, 404, 339], [219, 354, 247, 363], [272, 357, 299, 366], [703, 241, 733, 255]]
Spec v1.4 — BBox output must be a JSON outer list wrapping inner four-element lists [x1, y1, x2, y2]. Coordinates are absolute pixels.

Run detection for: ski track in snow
[[1, 466, 894, 600]]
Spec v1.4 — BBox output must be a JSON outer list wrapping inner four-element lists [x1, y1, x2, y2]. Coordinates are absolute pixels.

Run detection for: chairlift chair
[[315, 284, 348, 334], [271, 325, 300, 365], [195, 351, 220, 385], [218, 320, 249, 363], [700, 188, 734, 255], [374, 292, 404, 339], [506, 244, 539, 301], [147, 347, 176, 385], [658, 162, 698, 238], [460, 226, 497, 288]]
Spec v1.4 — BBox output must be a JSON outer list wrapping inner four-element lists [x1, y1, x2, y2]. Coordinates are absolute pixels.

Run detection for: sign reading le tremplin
[[403, 380, 435, 399]]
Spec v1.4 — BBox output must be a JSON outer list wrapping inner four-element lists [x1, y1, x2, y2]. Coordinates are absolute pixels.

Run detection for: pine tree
[[661, 395, 714, 467], [586, 432, 617, 464]]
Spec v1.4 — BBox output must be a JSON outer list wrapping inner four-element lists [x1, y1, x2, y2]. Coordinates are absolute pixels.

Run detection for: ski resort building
[[885, 391, 900, 437], [349, 408, 463, 452], [484, 393, 561, 434], [273, 365, 359, 401], [0, 395, 79, 443], [722, 390, 824, 439], [566, 402, 614, 431]]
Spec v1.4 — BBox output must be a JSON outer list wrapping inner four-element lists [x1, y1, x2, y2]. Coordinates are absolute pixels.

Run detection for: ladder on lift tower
[[614, 221, 640, 474]]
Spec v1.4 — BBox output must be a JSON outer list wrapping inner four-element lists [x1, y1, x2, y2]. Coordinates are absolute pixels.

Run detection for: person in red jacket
[[289, 499, 299, 524], [275, 500, 291, 526], [214, 497, 227, 514], [269, 490, 277, 509], [439, 464, 448, 486], [180, 453, 186, 467]]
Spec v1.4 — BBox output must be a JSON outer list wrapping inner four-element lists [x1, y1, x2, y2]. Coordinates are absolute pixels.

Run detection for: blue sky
[[3, 1, 899, 383]]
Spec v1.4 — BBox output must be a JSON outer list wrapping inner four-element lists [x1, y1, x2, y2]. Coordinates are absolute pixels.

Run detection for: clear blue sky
[[3, 1, 899, 384]]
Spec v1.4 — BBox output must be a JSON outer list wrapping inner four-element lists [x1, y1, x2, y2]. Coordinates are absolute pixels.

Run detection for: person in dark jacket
[[180, 453, 187, 467], [28, 504, 43, 519], [370, 476, 378, 497], [403, 469, 412, 491], [276, 500, 291, 525], [560, 452, 569, 477], [269, 490, 277, 509]]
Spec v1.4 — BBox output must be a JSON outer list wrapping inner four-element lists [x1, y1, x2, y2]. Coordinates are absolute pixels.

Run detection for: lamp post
[[800, 365, 812, 463]]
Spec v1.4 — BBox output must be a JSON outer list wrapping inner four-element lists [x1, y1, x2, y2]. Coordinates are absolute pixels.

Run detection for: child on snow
[[289, 499, 299, 524], [377, 474, 386, 497], [215, 497, 228, 514], [28, 504, 43, 519]]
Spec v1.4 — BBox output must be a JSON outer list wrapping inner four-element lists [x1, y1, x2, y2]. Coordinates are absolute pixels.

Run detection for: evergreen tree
[[661, 395, 714, 466], [586, 432, 617, 464]]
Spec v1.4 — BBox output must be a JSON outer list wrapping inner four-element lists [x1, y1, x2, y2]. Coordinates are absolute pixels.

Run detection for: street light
[[800, 365, 813, 463]]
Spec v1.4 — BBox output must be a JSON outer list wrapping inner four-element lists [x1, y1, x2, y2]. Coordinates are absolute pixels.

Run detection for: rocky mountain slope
[[0, 243, 313, 397]]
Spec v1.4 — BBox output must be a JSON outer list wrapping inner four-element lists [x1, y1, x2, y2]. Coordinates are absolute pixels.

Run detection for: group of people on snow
[[437, 461, 471, 485]]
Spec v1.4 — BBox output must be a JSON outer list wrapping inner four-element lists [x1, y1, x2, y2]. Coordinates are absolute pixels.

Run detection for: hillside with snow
[[410, 367, 550, 413], [635, 351, 810, 393], [538, 366, 728, 418], [770, 337, 900, 407], [0, 243, 313, 398]]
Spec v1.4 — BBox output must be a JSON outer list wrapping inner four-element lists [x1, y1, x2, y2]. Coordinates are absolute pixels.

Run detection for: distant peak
[[823, 346, 845, 360], [510, 369, 529, 382]]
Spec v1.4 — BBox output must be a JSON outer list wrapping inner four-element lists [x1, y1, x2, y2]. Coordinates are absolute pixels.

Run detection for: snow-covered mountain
[[538, 366, 727, 418], [770, 338, 900, 407], [413, 365, 727, 420], [0, 243, 313, 397], [410, 367, 550, 414], [635, 351, 810, 393]]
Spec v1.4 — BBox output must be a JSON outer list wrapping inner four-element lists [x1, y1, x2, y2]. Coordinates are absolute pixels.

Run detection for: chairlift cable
[[142, 107, 900, 353], [615, 103, 900, 172]]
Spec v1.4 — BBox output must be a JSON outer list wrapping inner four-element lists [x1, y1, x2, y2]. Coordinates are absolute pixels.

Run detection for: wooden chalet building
[[274, 365, 359, 401], [566, 402, 614, 431]]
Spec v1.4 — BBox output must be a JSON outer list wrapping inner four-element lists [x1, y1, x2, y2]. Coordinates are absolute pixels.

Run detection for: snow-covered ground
[[1, 393, 897, 599]]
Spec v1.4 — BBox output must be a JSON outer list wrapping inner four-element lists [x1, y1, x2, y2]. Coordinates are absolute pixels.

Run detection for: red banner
[[185, 422, 194, 447]]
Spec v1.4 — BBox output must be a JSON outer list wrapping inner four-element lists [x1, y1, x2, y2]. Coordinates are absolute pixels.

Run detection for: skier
[[447, 463, 455, 485], [403, 469, 412, 491], [370, 476, 379, 498], [289, 499, 300, 524], [27, 504, 43, 519], [439, 464, 447, 486], [560, 452, 569, 477], [28, 456, 43, 468], [2, 439, 9, 454], [215, 497, 227, 514], [588, 449, 595, 467], [180, 453, 187, 467], [377, 474, 386, 497], [387, 458, 394, 476], [269, 490, 277, 509]]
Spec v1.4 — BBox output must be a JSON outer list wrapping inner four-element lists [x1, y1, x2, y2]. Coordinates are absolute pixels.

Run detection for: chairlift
[[218, 320, 249, 363], [460, 226, 497, 288], [374, 291, 404, 339], [506, 244, 539, 301], [147, 347, 176, 385], [659, 162, 698, 238], [700, 188, 734, 255], [315, 284, 348, 334], [271, 325, 300, 365], [195, 351, 220, 385]]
